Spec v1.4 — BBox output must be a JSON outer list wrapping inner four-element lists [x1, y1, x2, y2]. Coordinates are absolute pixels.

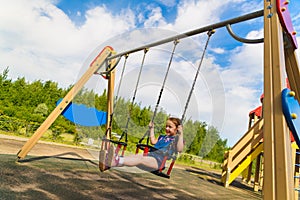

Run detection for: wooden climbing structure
[[222, 1, 300, 199]]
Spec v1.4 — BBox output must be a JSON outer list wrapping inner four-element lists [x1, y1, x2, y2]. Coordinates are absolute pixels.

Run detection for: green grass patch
[[0, 130, 222, 172]]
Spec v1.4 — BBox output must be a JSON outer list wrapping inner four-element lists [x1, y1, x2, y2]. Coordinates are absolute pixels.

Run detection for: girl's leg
[[112, 154, 159, 169]]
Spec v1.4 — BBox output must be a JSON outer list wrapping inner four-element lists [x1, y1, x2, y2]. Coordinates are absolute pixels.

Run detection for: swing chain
[[138, 39, 180, 145], [181, 29, 215, 122], [151, 39, 180, 123], [168, 29, 215, 164], [120, 48, 149, 143]]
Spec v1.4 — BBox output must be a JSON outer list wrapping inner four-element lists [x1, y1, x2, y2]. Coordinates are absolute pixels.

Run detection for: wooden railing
[[221, 118, 264, 187]]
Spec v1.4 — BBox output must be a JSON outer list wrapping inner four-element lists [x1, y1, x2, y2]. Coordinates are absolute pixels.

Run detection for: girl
[[100, 117, 184, 171]]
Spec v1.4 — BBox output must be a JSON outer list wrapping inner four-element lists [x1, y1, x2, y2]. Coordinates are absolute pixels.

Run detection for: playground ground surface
[[0, 135, 262, 200]]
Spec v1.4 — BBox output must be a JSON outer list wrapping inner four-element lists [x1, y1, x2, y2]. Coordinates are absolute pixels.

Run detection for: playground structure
[[221, 83, 300, 193], [221, 88, 300, 197], [16, 0, 299, 199], [220, 92, 296, 189], [221, 1, 300, 199], [221, 100, 264, 191]]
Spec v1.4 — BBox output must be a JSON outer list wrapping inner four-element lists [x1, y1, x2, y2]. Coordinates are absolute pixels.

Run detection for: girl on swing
[[100, 117, 184, 171]]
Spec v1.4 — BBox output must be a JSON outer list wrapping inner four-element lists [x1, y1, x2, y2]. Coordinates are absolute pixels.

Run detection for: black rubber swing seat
[[136, 143, 158, 152], [102, 137, 127, 147]]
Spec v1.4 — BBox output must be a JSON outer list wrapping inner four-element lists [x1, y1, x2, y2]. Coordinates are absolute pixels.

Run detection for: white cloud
[[171, 0, 225, 32], [0, 0, 135, 88], [219, 31, 264, 145], [163, 0, 254, 32], [143, 6, 167, 27], [0, 0, 261, 147], [0, 0, 298, 148], [211, 47, 225, 54]]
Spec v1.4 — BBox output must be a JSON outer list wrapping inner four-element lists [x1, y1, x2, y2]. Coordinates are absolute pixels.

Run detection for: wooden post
[[17, 46, 115, 159], [254, 153, 262, 191], [242, 114, 254, 182], [221, 151, 229, 184], [260, 155, 264, 189], [284, 47, 300, 101], [242, 114, 258, 184], [106, 69, 115, 136], [263, 0, 294, 199], [294, 148, 300, 197], [103, 57, 117, 150], [224, 150, 232, 187]]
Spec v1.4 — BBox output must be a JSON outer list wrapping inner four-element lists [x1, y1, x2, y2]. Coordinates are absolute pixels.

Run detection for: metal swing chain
[[136, 31, 214, 177], [181, 29, 215, 123], [115, 54, 129, 104], [151, 39, 180, 123], [143, 39, 180, 145], [170, 30, 215, 158], [120, 48, 149, 143]]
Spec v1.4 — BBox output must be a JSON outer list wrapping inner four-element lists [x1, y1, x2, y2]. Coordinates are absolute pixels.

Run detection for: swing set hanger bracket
[[226, 24, 264, 44]]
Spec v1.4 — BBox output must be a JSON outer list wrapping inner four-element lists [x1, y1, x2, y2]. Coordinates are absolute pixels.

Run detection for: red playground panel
[[277, 0, 298, 49]]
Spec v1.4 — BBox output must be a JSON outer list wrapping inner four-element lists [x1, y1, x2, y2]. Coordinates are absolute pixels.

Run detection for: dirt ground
[[0, 134, 262, 200]]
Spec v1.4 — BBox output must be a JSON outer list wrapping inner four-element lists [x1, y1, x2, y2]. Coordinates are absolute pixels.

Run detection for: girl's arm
[[149, 121, 158, 145], [176, 125, 184, 152]]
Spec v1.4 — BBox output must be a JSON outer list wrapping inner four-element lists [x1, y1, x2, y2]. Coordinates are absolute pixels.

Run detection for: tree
[[200, 126, 227, 161], [186, 121, 206, 155], [34, 103, 49, 116], [0, 68, 229, 161], [205, 138, 228, 162], [0, 67, 9, 84]]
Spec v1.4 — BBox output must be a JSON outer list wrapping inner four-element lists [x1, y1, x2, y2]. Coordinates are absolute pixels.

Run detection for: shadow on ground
[[0, 154, 262, 200]]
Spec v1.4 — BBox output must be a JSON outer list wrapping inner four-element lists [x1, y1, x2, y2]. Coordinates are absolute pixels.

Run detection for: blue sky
[[0, 0, 299, 147], [56, 0, 180, 26]]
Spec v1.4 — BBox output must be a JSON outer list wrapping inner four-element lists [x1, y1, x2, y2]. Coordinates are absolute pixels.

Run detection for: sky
[[0, 0, 300, 147]]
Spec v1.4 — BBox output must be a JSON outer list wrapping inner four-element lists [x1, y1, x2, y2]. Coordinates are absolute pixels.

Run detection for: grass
[[176, 158, 222, 173], [0, 129, 222, 173], [0, 130, 79, 146]]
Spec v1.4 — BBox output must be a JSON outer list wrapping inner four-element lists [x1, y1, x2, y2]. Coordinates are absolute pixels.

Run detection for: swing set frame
[[16, 1, 299, 198]]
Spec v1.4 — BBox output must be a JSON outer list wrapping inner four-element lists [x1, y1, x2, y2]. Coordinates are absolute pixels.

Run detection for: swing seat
[[151, 156, 177, 179], [101, 138, 127, 149], [135, 143, 177, 178], [136, 143, 158, 155], [99, 138, 127, 172], [109, 139, 127, 147], [151, 170, 171, 178]]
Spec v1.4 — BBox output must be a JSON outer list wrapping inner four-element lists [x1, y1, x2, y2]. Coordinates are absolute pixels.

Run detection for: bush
[[178, 154, 195, 164]]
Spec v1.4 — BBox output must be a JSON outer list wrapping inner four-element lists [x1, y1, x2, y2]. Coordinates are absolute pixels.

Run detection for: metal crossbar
[[108, 9, 263, 60]]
